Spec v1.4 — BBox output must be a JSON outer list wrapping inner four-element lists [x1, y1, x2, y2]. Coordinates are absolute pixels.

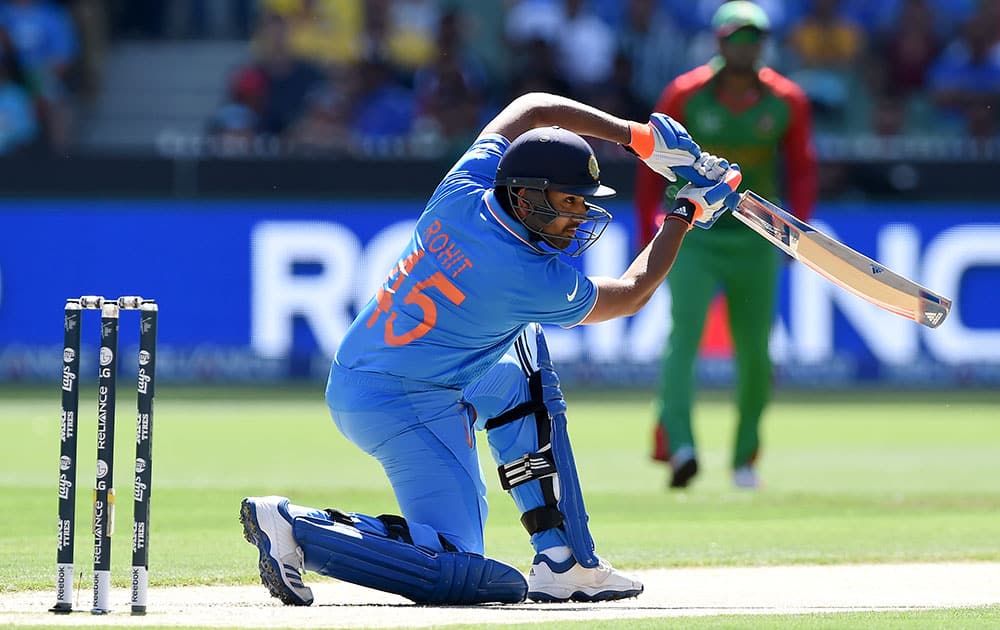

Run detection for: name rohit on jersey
[[422, 219, 474, 278]]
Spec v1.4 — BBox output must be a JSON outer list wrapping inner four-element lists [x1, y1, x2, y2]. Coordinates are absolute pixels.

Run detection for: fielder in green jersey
[[635, 1, 818, 489]]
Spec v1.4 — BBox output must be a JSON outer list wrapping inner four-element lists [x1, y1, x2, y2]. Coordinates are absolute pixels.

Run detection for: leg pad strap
[[497, 445, 556, 491], [520, 506, 564, 535]]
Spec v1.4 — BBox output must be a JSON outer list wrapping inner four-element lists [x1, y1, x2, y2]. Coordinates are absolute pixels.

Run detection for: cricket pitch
[[2, 562, 998, 627]]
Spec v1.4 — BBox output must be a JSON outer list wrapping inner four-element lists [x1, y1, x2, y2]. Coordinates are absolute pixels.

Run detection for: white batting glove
[[665, 164, 742, 230], [680, 153, 730, 186], [625, 113, 701, 182]]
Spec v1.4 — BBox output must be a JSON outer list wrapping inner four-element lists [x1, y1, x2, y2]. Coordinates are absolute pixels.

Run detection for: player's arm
[[478, 92, 699, 181], [583, 219, 689, 324], [582, 165, 742, 324], [479, 92, 633, 145]]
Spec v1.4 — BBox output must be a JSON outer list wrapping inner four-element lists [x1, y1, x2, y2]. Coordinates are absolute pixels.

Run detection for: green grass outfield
[[2, 385, 999, 628], [5, 608, 1000, 630]]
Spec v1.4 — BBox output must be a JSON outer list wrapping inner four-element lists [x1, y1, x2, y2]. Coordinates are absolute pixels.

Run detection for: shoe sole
[[528, 585, 644, 603], [239, 498, 311, 606]]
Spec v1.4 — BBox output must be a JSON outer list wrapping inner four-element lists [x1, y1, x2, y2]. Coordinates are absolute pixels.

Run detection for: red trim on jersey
[[483, 191, 540, 251], [759, 68, 818, 222], [633, 65, 818, 246]]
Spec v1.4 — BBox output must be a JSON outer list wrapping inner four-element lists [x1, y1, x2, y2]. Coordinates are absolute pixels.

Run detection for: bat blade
[[731, 191, 952, 328]]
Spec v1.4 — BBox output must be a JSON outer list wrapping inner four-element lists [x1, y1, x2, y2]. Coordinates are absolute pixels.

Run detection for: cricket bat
[[731, 191, 952, 328]]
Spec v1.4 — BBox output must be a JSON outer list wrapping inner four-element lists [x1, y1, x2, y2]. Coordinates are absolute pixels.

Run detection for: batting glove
[[677, 153, 730, 187], [666, 164, 742, 230], [625, 113, 701, 182]]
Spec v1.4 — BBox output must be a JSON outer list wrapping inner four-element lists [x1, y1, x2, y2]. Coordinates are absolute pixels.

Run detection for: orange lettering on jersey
[[423, 219, 443, 240], [439, 242, 462, 268], [428, 234, 449, 253], [451, 259, 473, 278], [366, 229, 474, 346], [419, 222, 475, 280], [367, 249, 425, 329], [383, 271, 467, 346]]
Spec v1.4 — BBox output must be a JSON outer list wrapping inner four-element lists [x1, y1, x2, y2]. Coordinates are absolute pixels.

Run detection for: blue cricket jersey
[[335, 134, 598, 388]]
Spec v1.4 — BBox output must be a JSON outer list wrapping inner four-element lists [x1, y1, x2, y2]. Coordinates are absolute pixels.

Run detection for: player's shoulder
[[451, 133, 510, 177], [465, 133, 510, 159], [432, 134, 511, 202], [656, 64, 715, 114], [758, 67, 809, 104]]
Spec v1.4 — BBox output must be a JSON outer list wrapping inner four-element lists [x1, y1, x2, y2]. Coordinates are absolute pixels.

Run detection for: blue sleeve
[[510, 258, 597, 328], [427, 134, 509, 205]]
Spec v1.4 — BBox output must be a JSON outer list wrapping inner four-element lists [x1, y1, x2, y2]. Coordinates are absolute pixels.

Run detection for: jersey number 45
[[366, 249, 467, 346]]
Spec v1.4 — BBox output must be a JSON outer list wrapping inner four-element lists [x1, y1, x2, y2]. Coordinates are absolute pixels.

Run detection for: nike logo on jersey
[[566, 277, 579, 301]]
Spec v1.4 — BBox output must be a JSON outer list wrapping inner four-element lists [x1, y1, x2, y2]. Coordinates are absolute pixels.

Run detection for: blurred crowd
[[0, 0, 84, 155], [3, 0, 1000, 158], [0, 0, 258, 156], [206, 0, 1000, 158]]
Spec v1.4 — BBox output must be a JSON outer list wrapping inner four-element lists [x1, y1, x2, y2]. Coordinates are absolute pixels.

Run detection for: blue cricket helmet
[[494, 126, 616, 197], [493, 127, 615, 256]]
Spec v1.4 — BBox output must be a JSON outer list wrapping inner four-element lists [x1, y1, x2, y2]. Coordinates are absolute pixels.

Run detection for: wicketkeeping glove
[[666, 164, 742, 230], [625, 113, 701, 182]]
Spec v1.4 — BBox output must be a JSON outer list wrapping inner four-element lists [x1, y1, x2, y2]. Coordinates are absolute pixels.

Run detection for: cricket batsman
[[240, 91, 741, 605]]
